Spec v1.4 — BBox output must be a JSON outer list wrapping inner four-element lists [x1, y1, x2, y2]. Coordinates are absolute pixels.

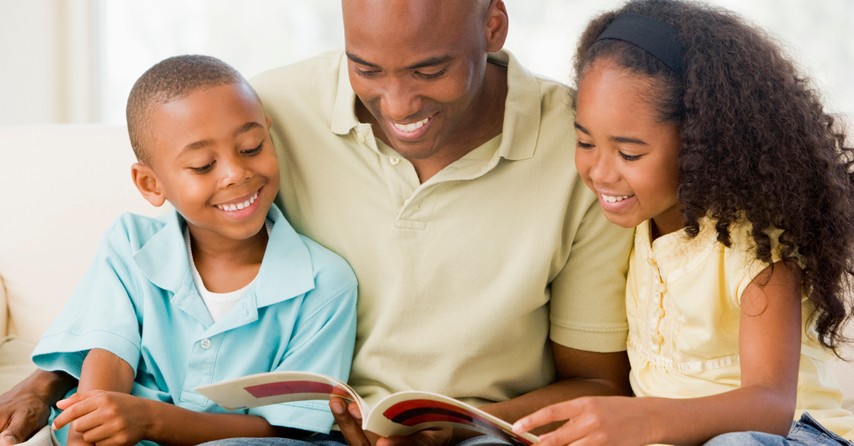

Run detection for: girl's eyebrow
[[574, 121, 649, 145]]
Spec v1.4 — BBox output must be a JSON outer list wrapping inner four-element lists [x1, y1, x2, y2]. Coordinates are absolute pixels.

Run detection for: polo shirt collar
[[134, 206, 315, 310], [328, 49, 543, 162]]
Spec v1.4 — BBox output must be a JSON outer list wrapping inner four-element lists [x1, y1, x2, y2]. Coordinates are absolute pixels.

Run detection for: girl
[[513, 0, 854, 445]]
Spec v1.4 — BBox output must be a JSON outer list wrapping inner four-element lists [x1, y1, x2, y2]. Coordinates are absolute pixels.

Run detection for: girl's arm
[[513, 261, 802, 446]]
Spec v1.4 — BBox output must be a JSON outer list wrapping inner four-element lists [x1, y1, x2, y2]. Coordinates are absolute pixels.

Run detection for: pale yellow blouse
[[627, 219, 854, 439]]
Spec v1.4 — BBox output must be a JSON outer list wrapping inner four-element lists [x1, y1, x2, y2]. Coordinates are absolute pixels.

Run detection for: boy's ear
[[131, 163, 167, 207]]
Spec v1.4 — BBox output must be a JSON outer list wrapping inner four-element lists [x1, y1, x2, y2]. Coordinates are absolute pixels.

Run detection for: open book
[[196, 371, 539, 445]]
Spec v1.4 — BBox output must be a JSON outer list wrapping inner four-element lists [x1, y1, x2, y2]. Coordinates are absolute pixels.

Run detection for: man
[[0, 1, 633, 445]]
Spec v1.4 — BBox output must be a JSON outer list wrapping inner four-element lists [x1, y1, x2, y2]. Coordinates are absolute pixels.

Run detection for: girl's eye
[[241, 143, 263, 156], [619, 152, 642, 161], [576, 141, 594, 150], [190, 161, 215, 174]]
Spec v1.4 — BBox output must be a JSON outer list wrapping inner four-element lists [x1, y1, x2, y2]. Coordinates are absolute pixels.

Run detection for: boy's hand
[[53, 390, 152, 446]]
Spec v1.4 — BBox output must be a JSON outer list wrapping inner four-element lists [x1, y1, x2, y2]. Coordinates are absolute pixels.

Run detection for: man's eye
[[415, 68, 446, 80], [355, 67, 380, 77]]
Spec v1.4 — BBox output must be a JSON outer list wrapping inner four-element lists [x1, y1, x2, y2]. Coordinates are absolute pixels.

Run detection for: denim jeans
[[198, 432, 514, 446], [703, 413, 853, 446]]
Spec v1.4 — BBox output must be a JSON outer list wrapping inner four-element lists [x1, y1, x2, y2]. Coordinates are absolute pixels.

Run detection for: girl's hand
[[53, 390, 152, 446], [513, 396, 653, 446]]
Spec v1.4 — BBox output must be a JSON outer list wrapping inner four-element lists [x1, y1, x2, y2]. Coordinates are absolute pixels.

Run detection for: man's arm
[[480, 343, 631, 432], [0, 369, 76, 445]]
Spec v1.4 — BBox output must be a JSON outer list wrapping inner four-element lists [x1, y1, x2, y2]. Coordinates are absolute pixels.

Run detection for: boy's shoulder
[[103, 211, 172, 252]]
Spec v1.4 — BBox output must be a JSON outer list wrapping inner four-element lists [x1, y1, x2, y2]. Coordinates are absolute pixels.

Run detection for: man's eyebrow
[[179, 121, 265, 155], [573, 121, 648, 145], [346, 52, 452, 70]]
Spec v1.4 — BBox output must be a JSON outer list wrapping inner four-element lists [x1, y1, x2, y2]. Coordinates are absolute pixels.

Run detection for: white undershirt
[[184, 222, 270, 322]]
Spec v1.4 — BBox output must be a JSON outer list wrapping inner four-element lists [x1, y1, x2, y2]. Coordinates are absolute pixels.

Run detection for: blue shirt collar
[[134, 206, 316, 310]]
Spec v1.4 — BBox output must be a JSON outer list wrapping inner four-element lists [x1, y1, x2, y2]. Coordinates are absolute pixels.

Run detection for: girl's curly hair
[[572, 0, 854, 352]]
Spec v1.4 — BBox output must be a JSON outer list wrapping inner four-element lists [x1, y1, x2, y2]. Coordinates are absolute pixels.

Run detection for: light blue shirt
[[32, 206, 357, 434]]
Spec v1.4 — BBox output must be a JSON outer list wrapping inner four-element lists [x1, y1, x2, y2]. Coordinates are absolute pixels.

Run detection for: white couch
[[1, 124, 852, 421]]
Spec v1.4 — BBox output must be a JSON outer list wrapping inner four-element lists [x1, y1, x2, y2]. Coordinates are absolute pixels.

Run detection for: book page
[[195, 371, 364, 412], [366, 391, 539, 445]]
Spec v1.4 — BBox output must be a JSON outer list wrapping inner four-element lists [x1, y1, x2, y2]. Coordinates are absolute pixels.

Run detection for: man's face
[[342, 0, 507, 164]]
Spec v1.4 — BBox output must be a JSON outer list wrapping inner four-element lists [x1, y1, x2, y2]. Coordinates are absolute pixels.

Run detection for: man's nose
[[380, 77, 421, 121]]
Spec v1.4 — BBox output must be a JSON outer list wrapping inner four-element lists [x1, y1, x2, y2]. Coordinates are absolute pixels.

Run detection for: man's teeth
[[217, 192, 258, 212], [602, 194, 632, 203], [393, 117, 429, 133]]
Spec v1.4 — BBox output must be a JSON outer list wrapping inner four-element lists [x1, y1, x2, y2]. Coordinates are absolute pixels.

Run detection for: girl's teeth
[[602, 194, 631, 203], [218, 192, 258, 212], [393, 117, 429, 133]]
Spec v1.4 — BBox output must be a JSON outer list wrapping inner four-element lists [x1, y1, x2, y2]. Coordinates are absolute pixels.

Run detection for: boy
[[30, 55, 357, 445]]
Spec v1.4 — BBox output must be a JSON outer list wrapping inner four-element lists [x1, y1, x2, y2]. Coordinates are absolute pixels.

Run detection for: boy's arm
[[0, 369, 76, 446], [64, 348, 135, 446], [55, 391, 291, 445], [57, 349, 294, 445]]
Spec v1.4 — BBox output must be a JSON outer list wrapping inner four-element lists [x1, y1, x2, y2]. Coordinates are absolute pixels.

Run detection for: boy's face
[[133, 82, 279, 247]]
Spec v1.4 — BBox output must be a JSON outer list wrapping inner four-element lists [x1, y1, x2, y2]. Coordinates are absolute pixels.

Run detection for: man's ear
[[485, 0, 509, 52], [131, 163, 167, 207]]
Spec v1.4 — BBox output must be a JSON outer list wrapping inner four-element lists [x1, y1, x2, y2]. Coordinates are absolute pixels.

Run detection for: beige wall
[[0, 0, 95, 124]]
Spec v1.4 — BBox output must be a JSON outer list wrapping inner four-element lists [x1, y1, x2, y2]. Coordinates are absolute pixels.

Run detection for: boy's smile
[[132, 82, 279, 251]]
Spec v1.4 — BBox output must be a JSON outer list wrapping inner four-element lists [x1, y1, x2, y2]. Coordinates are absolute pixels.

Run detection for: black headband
[[596, 13, 685, 76]]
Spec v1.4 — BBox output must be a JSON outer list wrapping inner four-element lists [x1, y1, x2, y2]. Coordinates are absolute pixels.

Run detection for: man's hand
[[0, 387, 50, 446], [330, 397, 458, 446], [330, 397, 374, 446], [0, 369, 73, 446]]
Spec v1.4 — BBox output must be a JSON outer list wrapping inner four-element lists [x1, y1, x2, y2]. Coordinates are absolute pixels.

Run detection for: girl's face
[[574, 59, 683, 238]]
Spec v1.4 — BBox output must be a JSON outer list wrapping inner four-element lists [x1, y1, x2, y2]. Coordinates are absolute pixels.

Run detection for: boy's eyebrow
[[574, 121, 648, 145], [179, 121, 265, 154], [345, 52, 452, 70]]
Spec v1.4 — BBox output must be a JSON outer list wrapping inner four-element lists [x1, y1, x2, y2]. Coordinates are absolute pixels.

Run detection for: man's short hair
[[126, 54, 255, 163]]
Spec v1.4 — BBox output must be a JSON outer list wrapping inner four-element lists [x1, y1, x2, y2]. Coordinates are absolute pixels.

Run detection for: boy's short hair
[[126, 54, 257, 163]]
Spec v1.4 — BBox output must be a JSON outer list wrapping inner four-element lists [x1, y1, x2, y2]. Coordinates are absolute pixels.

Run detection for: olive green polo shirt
[[251, 50, 633, 408]]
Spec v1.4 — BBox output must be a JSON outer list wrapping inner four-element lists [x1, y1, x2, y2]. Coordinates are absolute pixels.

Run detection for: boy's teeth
[[393, 117, 429, 133], [602, 194, 632, 203], [217, 192, 258, 212]]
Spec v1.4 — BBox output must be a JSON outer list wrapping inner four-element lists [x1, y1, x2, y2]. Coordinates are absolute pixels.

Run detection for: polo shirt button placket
[[200, 338, 212, 350]]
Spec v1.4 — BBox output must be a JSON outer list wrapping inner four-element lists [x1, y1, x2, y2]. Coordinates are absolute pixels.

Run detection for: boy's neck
[[189, 225, 269, 294]]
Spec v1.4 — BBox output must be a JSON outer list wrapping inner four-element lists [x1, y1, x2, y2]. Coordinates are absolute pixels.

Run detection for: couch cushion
[[0, 337, 36, 393], [0, 125, 163, 343]]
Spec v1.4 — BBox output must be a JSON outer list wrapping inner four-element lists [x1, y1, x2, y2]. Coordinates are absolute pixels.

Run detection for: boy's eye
[[190, 161, 215, 174], [241, 143, 263, 155]]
